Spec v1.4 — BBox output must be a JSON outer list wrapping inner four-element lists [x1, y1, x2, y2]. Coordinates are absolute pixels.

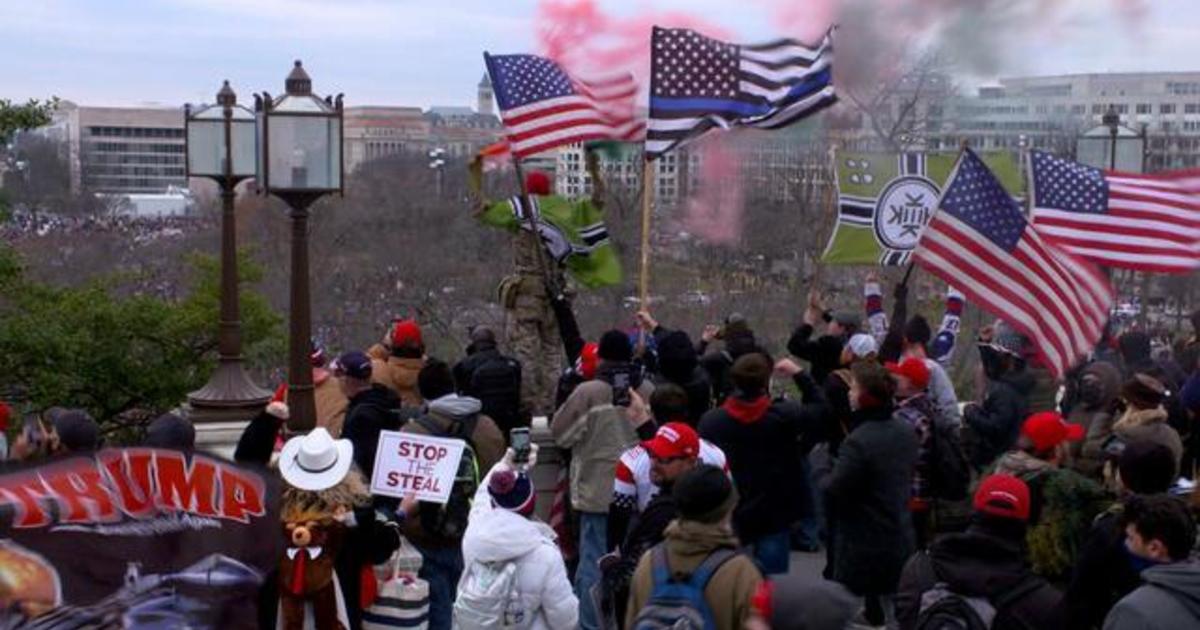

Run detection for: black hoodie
[[896, 517, 1064, 630]]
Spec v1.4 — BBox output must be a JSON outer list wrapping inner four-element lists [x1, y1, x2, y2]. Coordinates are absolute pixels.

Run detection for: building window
[[1161, 103, 1176, 114], [1091, 104, 1104, 115], [1136, 103, 1152, 114], [1186, 103, 1200, 114], [1070, 104, 1085, 115]]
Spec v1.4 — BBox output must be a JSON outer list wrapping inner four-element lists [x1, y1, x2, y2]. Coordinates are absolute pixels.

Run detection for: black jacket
[[787, 323, 846, 386], [698, 374, 825, 542], [818, 405, 919, 595], [453, 345, 523, 434], [342, 384, 402, 479], [964, 368, 1035, 470], [1063, 508, 1142, 630], [896, 518, 1064, 630]]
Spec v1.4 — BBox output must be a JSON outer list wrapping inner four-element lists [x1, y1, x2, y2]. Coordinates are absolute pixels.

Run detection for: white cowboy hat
[[279, 427, 354, 491]]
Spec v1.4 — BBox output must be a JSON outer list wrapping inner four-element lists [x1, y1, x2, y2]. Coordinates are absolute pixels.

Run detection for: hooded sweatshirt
[[460, 464, 579, 630], [626, 519, 763, 630], [1070, 361, 1122, 478], [1103, 562, 1200, 629], [896, 519, 1063, 630], [400, 394, 506, 547]]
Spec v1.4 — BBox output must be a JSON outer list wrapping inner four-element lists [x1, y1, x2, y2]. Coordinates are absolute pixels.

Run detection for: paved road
[[787, 550, 885, 629]]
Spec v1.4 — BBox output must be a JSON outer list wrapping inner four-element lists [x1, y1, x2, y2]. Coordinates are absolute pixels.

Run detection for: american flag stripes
[[914, 150, 1114, 378], [646, 26, 837, 159], [483, 52, 644, 159], [1029, 151, 1200, 273]]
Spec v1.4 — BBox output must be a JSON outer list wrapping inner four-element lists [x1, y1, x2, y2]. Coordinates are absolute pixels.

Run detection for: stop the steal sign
[[370, 431, 466, 504]]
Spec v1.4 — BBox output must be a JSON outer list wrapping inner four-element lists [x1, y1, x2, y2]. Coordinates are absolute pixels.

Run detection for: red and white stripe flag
[[915, 150, 1114, 378], [1029, 150, 1200, 273], [484, 52, 644, 158]]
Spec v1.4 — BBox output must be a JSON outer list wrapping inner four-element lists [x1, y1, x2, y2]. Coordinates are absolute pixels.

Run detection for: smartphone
[[611, 371, 632, 407], [510, 428, 531, 464]]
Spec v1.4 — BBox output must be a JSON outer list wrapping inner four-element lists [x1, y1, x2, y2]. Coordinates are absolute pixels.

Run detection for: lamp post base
[[187, 360, 273, 424]]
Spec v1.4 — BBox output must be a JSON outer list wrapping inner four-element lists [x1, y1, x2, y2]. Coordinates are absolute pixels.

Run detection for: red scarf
[[721, 396, 770, 424]]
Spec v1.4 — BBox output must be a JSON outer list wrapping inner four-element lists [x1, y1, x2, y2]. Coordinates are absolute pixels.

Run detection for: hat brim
[[280, 437, 355, 491], [1064, 422, 1086, 442], [641, 438, 677, 461]]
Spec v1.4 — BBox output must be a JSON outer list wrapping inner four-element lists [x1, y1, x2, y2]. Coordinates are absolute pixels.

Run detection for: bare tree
[[841, 52, 956, 153]]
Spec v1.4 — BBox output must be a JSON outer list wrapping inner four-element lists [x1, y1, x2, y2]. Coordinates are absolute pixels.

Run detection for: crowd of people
[[1, 209, 213, 242], [4, 274, 1200, 630]]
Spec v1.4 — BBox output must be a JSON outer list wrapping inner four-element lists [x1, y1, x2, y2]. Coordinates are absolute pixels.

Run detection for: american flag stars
[[491, 55, 577, 110], [651, 28, 738, 99]]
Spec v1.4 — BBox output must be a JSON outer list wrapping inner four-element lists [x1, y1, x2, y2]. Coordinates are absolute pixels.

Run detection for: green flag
[[480, 194, 623, 289], [821, 151, 1023, 265]]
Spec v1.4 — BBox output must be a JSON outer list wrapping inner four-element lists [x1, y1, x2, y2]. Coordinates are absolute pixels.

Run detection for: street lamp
[[256, 60, 344, 431], [1102, 106, 1120, 170], [428, 147, 445, 198], [185, 81, 272, 421]]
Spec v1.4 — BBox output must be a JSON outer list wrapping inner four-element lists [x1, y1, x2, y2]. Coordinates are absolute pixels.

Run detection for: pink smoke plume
[[682, 137, 745, 245], [536, 0, 732, 85]]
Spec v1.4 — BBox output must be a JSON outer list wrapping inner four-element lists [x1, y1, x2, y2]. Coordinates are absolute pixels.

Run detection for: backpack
[[929, 419, 971, 501], [452, 559, 523, 629], [467, 355, 522, 433], [630, 546, 736, 630], [415, 414, 480, 541], [915, 577, 1042, 630]]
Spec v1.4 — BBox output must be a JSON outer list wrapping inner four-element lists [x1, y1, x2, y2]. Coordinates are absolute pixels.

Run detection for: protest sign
[[0, 448, 280, 629], [369, 431, 466, 504]]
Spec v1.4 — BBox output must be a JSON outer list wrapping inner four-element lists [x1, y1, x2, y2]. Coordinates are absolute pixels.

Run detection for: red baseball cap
[[885, 357, 931, 390], [391, 319, 423, 348], [642, 422, 700, 460], [1021, 411, 1084, 452], [576, 342, 599, 381], [974, 474, 1031, 521]]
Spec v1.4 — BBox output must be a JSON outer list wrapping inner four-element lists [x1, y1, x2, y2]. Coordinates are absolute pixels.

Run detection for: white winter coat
[[459, 464, 579, 630]]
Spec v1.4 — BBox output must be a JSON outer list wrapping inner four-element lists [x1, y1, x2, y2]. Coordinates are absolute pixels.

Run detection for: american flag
[[645, 26, 836, 159], [1029, 151, 1200, 273], [483, 52, 644, 159], [914, 149, 1114, 378]]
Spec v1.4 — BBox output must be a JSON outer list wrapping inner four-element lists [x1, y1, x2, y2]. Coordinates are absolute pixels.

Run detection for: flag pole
[[510, 156, 558, 299], [639, 156, 655, 308]]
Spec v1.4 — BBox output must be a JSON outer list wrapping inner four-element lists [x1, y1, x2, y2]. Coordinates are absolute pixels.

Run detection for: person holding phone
[[551, 330, 655, 630]]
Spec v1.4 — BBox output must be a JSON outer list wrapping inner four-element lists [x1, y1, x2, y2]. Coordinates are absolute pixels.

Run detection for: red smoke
[[682, 137, 745, 245], [536, 0, 731, 84]]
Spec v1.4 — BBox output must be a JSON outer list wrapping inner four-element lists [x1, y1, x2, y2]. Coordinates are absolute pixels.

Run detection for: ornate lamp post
[[185, 81, 272, 421], [256, 60, 343, 431]]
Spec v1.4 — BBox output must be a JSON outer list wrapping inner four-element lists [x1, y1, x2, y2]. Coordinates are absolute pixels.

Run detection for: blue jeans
[[748, 530, 791, 575], [575, 512, 607, 630], [416, 544, 464, 630]]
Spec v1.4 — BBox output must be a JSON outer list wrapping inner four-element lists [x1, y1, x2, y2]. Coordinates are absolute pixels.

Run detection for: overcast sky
[[2, 0, 1196, 109]]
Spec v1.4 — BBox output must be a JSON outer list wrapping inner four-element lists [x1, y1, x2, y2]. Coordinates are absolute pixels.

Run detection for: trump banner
[[0, 448, 281, 629]]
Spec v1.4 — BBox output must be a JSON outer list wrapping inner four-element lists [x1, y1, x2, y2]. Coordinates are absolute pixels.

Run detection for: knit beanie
[[599, 329, 633, 363], [488, 470, 536, 516], [673, 464, 737, 524]]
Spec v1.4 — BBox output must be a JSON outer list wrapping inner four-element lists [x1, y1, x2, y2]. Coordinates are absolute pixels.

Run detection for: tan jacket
[[371, 356, 424, 407], [626, 519, 762, 630], [312, 369, 348, 437], [1114, 407, 1184, 469], [551, 378, 653, 513]]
